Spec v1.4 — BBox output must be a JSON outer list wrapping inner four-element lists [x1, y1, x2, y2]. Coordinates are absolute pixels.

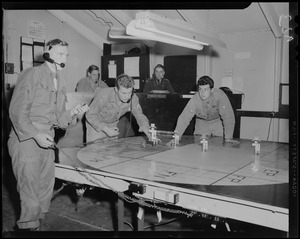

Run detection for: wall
[[150, 42, 208, 84], [110, 41, 207, 85], [211, 31, 288, 142], [3, 10, 102, 93]]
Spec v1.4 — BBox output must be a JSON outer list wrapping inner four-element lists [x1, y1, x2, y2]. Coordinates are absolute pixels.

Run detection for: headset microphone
[[43, 53, 65, 68]]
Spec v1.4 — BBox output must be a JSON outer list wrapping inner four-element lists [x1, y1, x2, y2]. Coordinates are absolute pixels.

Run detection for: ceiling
[[47, 3, 289, 50]]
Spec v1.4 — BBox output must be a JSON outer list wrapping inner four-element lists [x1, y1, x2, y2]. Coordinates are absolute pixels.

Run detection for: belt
[[196, 117, 220, 122], [32, 122, 58, 130]]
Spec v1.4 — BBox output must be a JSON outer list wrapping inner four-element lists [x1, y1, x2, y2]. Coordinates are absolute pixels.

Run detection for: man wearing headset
[[75, 65, 108, 93], [86, 73, 155, 143], [7, 39, 89, 231], [143, 64, 176, 93], [167, 75, 239, 146]]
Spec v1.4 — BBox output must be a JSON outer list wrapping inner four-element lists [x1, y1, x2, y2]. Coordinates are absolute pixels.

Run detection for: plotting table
[[55, 135, 289, 232]]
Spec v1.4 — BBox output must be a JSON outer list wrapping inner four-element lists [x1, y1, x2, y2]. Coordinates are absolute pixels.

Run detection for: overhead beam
[[106, 10, 133, 27], [258, 3, 282, 38], [176, 10, 208, 31], [47, 10, 108, 50]]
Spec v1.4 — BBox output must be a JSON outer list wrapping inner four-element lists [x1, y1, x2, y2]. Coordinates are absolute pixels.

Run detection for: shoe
[[14, 224, 39, 231]]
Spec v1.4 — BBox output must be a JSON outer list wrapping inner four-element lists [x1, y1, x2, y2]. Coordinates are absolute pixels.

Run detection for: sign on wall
[[28, 20, 46, 39]]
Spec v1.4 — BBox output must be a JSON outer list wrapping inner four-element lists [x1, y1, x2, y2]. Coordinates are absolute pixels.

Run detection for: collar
[[41, 62, 58, 79]]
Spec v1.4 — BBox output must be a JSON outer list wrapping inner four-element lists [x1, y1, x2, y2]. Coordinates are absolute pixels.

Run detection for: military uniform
[[86, 87, 150, 142], [143, 78, 175, 93], [8, 63, 76, 229], [76, 76, 108, 93], [175, 88, 235, 139]]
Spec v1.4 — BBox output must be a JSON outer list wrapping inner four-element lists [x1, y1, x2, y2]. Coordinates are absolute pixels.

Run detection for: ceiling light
[[126, 11, 226, 50], [126, 20, 204, 50]]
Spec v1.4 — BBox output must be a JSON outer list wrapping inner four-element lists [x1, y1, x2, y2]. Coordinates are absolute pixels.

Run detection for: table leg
[[137, 206, 144, 231], [117, 197, 124, 231]]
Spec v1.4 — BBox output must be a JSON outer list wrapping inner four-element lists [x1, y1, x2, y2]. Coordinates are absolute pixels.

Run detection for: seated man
[[143, 64, 176, 93], [85, 74, 158, 143], [167, 75, 239, 146], [57, 65, 108, 148], [76, 65, 108, 93]]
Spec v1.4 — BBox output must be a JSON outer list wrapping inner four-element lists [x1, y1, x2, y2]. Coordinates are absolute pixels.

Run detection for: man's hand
[[142, 127, 161, 145], [224, 138, 240, 144], [71, 103, 90, 117], [166, 139, 177, 147], [140, 127, 150, 139], [103, 126, 119, 138], [33, 133, 55, 149], [151, 137, 161, 145]]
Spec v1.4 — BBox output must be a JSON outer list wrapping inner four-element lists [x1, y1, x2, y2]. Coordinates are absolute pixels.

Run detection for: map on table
[[77, 136, 289, 186]]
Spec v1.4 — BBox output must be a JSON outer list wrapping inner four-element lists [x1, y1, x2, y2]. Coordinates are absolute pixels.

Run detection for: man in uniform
[[143, 64, 176, 93], [86, 74, 156, 143], [167, 75, 239, 146], [7, 39, 89, 231]]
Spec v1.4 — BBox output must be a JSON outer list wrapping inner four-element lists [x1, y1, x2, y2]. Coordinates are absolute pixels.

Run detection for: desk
[[55, 135, 288, 232]]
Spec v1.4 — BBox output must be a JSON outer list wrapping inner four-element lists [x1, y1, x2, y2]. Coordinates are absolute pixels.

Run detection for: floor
[[2, 152, 287, 238]]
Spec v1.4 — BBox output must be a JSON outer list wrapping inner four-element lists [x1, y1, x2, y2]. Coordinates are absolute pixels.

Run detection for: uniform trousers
[[7, 129, 55, 229]]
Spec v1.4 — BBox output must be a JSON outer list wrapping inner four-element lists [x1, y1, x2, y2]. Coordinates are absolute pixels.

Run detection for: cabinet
[[101, 44, 150, 92], [164, 55, 197, 94]]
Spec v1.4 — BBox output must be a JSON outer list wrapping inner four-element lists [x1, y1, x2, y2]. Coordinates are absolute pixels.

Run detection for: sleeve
[[56, 88, 76, 129], [85, 93, 107, 132], [218, 91, 235, 139], [75, 78, 85, 92], [131, 94, 150, 132], [174, 97, 197, 138], [8, 68, 40, 141], [98, 80, 108, 89], [143, 79, 152, 93], [166, 79, 176, 93]]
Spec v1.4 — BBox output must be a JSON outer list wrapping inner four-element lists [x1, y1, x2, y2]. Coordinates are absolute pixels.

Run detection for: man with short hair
[[86, 74, 155, 143], [143, 64, 176, 93], [76, 64, 108, 93], [167, 75, 239, 146], [7, 39, 89, 231]]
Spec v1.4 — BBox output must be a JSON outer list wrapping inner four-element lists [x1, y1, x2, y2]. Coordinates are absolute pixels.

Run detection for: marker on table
[[252, 137, 261, 155], [200, 136, 208, 152]]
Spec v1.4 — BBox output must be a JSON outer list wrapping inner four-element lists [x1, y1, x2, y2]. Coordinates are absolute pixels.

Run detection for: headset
[[43, 39, 68, 68], [43, 52, 65, 68]]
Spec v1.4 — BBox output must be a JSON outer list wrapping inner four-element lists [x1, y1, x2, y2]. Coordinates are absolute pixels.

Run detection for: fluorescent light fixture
[[126, 20, 204, 50], [109, 27, 157, 47], [126, 11, 226, 50], [109, 27, 144, 40]]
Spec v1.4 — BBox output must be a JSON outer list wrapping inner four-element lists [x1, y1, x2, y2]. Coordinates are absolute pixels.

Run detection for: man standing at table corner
[[7, 38, 89, 231], [167, 75, 239, 146]]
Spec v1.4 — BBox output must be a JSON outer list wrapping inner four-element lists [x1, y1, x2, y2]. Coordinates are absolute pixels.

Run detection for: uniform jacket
[[143, 77, 175, 93], [86, 87, 149, 133], [9, 63, 75, 141], [175, 88, 235, 139], [76, 77, 108, 93]]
